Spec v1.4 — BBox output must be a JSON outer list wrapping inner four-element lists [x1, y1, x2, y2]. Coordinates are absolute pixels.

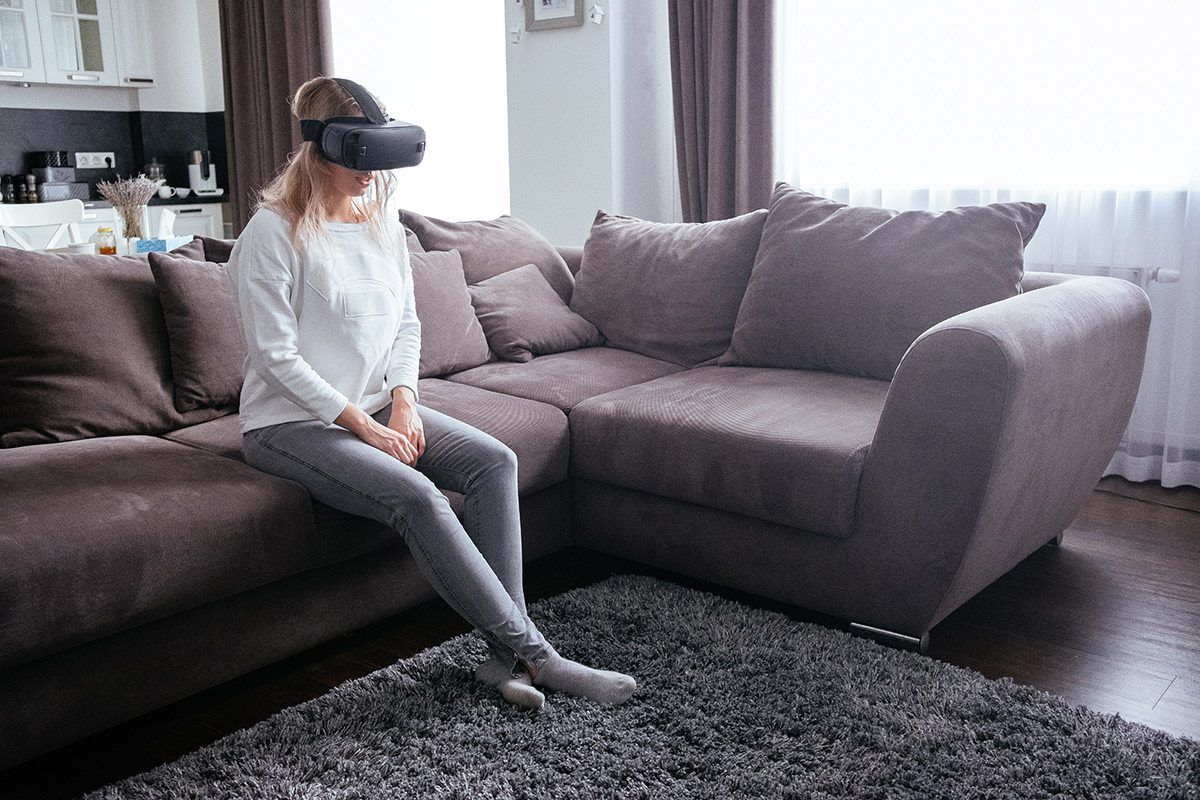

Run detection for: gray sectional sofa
[[0, 183, 1151, 768]]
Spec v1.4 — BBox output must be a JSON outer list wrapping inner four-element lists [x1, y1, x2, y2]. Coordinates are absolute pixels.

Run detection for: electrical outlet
[[75, 152, 115, 169]]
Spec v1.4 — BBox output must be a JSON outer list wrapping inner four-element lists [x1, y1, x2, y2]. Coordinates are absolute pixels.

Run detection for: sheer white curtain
[[774, 0, 1200, 488]]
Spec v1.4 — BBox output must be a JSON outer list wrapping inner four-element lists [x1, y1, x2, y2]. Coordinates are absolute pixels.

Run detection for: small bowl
[[175, 187, 191, 198]]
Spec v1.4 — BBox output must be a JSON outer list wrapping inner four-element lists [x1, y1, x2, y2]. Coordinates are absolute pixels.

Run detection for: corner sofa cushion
[[196, 235, 236, 263], [570, 366, 891, 537], [570, 209, 768, 367], [417, 379, 570, 495], [148, 250, 247, 413], [0, 239, 226, 448], [447, 346, 686, 412], [400, 210, 575, 303], [0, 435, 401, 670], [410, 248, 492, 378], [468, 263, 603, 362], [721, 183, 1046, 380]]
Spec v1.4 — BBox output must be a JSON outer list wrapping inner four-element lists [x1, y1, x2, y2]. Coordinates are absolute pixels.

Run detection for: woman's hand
[[386, 386, 425, 465], [333, 387, 424, 465]]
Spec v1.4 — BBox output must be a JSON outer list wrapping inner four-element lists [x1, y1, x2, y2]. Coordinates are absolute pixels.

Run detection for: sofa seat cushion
[[446, 346, 686, 412], [162, 412, 245, 460], [570, 367, 891, 537], [0, 436, 396, 669], [417, 379, 570, 494]]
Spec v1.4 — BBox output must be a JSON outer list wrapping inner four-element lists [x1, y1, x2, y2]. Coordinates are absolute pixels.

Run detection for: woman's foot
[[532, 655, 636, 705], [475, 656, 545, 710]]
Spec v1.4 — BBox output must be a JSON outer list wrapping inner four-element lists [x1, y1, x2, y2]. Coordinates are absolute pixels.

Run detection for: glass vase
[[117, 204, 147, 240]]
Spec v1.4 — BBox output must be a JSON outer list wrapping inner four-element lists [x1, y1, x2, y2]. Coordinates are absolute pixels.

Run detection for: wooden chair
[[0, 199, 86, 250]]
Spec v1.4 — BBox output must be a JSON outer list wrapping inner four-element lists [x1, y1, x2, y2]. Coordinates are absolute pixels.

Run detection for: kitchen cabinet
[[111, 0, 153, 86], [157, 202, 224, 238], [36, 0, 119, 86], [0, 0, 48, 83]]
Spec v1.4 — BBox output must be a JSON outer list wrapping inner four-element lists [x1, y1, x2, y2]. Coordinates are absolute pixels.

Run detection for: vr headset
[[300, 78, 426, 171]]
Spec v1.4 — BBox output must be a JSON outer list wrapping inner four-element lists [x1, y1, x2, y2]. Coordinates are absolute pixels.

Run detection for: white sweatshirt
[[226, 208, 421, 434]]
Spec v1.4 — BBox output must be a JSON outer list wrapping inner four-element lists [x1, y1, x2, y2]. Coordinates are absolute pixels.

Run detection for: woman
[[226, 76, 635, 709]]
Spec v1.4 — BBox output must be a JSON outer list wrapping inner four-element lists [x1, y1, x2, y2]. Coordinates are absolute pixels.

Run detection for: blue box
[[135, 236, 195, 253]]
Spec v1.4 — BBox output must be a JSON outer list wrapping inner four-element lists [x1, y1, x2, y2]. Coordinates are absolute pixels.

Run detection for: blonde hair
[[258, 76, 398, 254]]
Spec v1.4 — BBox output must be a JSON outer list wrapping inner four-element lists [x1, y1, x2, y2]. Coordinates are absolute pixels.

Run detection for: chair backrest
[[0, 199, 87, 250]]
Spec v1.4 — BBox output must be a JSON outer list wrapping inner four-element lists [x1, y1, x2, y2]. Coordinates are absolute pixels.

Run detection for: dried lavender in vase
[[97, 175, 158, 240]]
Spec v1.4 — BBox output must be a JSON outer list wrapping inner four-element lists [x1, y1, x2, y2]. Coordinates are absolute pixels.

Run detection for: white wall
[[504, 1, 678, 246], [0, 0, 223, 113]]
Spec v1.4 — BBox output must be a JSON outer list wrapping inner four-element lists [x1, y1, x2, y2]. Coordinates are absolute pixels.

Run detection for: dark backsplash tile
[[0, 108, 226, 199]]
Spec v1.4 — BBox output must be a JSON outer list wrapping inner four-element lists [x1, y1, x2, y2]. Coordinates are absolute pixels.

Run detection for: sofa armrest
[[1021, 270, 1078, 291], [852, 277, 1151, 635]]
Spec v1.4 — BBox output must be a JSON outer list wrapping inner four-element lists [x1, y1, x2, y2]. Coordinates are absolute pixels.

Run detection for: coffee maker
[[187, 150, 220, 195]]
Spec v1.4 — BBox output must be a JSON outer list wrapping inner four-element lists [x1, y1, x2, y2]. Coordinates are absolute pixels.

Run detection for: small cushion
[[410, 248, 492, 378], [468, 263, 603, 362], [400, 210, 575, 303], [0, 239, 218, 448], [570, 209, 768, 367], [196, 235, 236, 263], [720, 183, 1047, 380], [147, 250, 247, 413]]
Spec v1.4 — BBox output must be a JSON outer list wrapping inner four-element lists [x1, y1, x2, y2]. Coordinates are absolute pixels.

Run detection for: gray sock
[[475, 656, 545, 710], [534, 654, 636, 705]]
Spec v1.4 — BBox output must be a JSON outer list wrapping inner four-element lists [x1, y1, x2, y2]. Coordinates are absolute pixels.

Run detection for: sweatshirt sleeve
[[385, 228, 422, 401], [228, 213, 350, 425]]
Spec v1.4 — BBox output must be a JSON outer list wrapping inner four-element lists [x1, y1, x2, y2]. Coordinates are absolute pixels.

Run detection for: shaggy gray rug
[[87, 575, 1199, 799]]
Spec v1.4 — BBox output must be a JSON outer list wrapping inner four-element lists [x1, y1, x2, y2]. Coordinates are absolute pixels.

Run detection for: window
[[774, 0, 1200, 487], [330, 0, 509, 220]]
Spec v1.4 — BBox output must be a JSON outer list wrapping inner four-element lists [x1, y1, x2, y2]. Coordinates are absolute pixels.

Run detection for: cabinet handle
[[0, 69, 25, 78], [123, 77, 154, 84], [176, 208, 203, 214], [67, 74, 101, 82]]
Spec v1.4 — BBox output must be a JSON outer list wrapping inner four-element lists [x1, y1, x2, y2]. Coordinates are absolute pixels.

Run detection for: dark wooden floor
[[3, 477, 1198, 799]]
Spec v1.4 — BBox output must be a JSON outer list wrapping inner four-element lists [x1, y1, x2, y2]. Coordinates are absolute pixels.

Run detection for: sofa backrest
[[0, 240, 236, 448]]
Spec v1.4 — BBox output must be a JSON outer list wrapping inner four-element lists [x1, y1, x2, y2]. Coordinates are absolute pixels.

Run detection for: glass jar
[[96, 227, 117, 255]]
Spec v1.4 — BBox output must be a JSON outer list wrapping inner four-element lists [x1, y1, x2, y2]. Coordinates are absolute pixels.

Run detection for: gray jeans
[[242, 404, 553, 669]]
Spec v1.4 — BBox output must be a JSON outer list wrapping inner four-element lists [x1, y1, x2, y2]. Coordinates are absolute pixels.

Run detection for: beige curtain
[[669, 0, 774, 223], [217, 0, 333, 236]]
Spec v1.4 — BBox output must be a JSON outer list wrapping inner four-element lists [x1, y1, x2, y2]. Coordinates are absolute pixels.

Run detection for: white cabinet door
[[110, 0, 151, 86], [153, 203, 225, 239], [36, 0, 119, 86], [0, 0, 47, 83]]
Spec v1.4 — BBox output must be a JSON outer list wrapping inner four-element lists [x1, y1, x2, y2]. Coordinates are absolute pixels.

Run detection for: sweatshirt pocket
[[343, 282, 394, 318]]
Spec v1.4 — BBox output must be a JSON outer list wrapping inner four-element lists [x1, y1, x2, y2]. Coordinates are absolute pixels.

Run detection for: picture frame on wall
[[525, 0, 584, 31]]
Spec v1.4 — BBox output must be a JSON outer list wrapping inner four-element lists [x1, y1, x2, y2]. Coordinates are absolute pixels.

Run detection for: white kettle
[[187, 150, 219, 194]]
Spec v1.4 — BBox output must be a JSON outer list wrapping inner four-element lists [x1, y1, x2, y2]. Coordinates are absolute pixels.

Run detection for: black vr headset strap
[[300, 78, 388, 143]]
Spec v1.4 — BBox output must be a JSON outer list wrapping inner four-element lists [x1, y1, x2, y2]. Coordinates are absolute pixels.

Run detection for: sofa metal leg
[[1045, 531, 1065, 547], [849, 622, 930, 654]]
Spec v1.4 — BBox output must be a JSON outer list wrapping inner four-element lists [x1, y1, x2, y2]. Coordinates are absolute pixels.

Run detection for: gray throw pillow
[[0, 239, 221, 447], [468, 264, 603, 362], [410, 248, 492, 378], [147, 250, 247, 413], [720, 183, 1046, 380], [570, 209, 768, 367], [400, 210, 575, 303]]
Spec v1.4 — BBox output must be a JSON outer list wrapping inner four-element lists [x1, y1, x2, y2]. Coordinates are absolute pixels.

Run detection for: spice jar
[[96, 227, 117, 255]]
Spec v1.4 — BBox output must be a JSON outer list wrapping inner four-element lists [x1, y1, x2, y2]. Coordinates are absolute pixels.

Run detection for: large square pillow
[[196, 235, 236, 264], [569, 209, 768, 367], [720, 183, 1046, 380], [410, 248, 492, 378], [468, 263, 603, 362], [148, 250, 247, 413], [399, 210, 575, 303], [0, 239, 221, 447]]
